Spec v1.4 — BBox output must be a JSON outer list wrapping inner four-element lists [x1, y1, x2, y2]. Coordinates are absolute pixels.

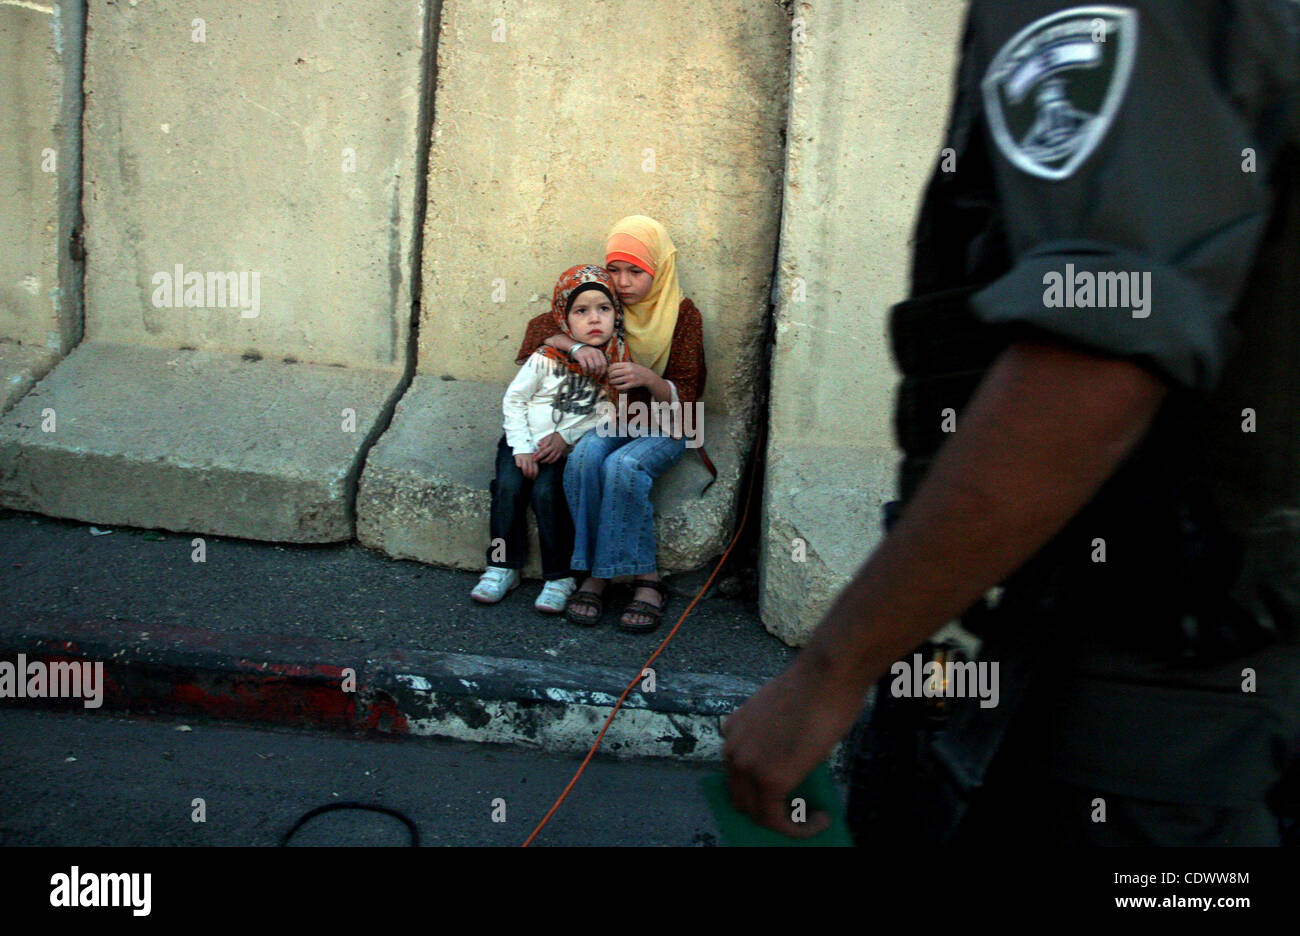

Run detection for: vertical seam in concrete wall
[[56, 0, 86, 353], [758, 1, 801, 459], [767, 0, 805, 364], [763, 0, 814, 465], [753, 0, 804, 621], [406, 0, 441, 389], [725, 1, 795, 579], [342, 0, 442, 531]]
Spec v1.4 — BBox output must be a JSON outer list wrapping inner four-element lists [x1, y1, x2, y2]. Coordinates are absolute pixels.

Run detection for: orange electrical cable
[[521, 422, 766, 847]]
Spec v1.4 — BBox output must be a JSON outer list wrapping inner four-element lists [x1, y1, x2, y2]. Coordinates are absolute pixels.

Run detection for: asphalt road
[[0, 707, 724, 847]]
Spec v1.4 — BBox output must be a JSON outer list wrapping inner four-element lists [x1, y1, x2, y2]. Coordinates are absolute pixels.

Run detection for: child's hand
[[534, 433, 567, 464], [573, 345, 607, 378], [608, 361, 654, 390], [514, 452, 539, 479]]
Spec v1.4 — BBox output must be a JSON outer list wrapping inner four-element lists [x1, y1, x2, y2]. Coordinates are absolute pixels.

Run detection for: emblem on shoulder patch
[[982, 5, 1138, 181]]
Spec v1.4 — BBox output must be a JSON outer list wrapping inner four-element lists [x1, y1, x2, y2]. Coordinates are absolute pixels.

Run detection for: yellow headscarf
[[604, 216, 682, 376]]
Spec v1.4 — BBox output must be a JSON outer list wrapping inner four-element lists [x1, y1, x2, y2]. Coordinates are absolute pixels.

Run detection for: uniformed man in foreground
[[723, 0, 1300, 845]]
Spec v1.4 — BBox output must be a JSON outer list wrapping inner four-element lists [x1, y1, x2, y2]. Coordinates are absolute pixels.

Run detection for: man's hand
[[514, 452, 538, 479], [722, 651, 869, 838], [573, 345, 607, 378], [534, 432, 567, 464]]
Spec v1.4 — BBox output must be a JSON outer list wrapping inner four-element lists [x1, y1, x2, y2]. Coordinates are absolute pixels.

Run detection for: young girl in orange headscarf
[[472, 264, 630, 613]]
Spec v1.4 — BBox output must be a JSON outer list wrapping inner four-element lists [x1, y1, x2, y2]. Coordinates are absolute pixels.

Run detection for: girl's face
[[567, 289, 615, 346], [606, 260, 654, 306]]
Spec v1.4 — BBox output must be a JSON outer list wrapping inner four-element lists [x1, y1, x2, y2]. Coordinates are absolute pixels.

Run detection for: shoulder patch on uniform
[[981, 5, 1138, 181]]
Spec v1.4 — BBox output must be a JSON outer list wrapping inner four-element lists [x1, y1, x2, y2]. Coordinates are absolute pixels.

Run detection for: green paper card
[[699, 763, 854, 847]]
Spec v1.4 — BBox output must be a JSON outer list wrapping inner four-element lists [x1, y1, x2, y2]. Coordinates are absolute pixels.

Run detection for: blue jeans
[[564, 429, 686, 578]]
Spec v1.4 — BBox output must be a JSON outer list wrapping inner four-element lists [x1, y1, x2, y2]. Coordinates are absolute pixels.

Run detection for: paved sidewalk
[[0, 508, 798, 760]]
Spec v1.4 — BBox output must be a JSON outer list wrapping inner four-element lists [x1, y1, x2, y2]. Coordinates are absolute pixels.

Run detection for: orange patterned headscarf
[[536, 264, 632, 408]]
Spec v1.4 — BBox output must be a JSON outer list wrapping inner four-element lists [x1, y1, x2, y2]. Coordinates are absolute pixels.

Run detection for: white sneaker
[[471, 566, 521, 604], [534, 577, 577, 614]]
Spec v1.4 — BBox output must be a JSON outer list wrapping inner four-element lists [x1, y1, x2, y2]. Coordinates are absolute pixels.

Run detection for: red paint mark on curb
[[363, 693, 409, 735], [167, 677, 355, 730]]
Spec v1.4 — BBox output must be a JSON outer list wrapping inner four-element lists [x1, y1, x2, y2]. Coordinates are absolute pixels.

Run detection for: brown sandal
[[618, 579, 670, 634], [565, 588, 605, 627]]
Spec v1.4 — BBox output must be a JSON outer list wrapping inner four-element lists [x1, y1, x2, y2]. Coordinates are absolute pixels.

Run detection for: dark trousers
[[487, 434, 575, 581]]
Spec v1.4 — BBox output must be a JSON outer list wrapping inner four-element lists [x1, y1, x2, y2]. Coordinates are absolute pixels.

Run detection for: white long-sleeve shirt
[[502, 351, 613, 456]]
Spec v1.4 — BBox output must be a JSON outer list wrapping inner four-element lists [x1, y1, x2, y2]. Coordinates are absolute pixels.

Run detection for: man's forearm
[[543, 333, 575, 352], [804, 339, 1169, 693]]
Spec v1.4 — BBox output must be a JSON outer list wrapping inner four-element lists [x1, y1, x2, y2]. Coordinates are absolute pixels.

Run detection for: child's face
[[567, 289, 615, 346], [606, 260, 654, 306]]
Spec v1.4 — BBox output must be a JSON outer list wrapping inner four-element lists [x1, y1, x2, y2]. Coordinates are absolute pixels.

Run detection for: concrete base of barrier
[[758, 445, 895, 646], [0, 341, 401, 542], [356, 376, 744, 578], [0, 341, 59, 414]]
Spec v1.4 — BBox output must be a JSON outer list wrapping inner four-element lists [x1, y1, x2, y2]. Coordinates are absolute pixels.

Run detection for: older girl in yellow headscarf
[[603, 215, 683, 376], [513, 215, 711, 633]]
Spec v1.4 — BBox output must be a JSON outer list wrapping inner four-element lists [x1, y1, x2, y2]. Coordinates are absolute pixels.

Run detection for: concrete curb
[[0, 618, 764, 761]]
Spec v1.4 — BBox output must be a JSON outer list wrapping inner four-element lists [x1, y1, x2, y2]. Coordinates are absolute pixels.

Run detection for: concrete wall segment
[[80, 0, 428, 369], [419, 0, 792, 450], [0, 3, 71, 354], [759, 0, 966, 643]]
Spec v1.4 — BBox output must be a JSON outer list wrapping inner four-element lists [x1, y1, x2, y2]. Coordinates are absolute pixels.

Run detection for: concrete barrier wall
[[759, 0, 966, 644], [81, 0, 428, 369], [419, 0, 791, 425], [354, 0, 793, 576], [3, 0, 971, 629], [0, 2, 81, 411], [0, 1, 432, 543], [0, 4, 60, 349]]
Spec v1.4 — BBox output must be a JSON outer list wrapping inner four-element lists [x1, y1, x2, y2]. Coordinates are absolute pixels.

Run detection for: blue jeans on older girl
[[564, 429, 687, 578]]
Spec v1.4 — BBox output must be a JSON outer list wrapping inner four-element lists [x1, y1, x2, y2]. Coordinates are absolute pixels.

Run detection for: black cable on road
[[280, 802, 420, 847]]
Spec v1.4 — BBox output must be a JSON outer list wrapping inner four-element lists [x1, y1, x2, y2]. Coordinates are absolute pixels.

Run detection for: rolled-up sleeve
[[972, 232, 1260, 393]]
